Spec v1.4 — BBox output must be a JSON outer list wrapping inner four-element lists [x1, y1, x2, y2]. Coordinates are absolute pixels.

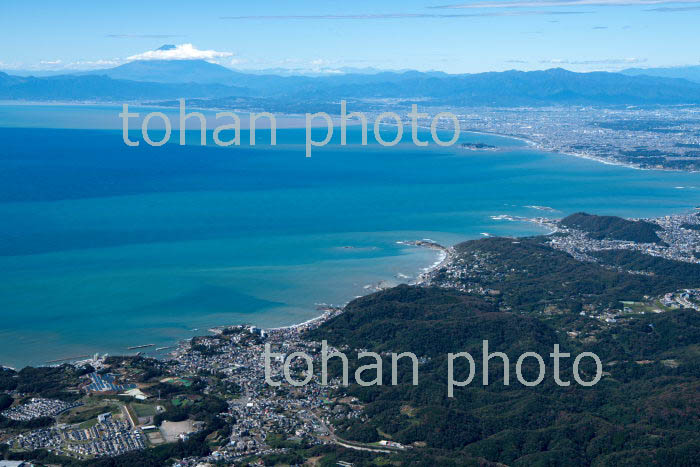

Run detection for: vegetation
[[308, 235, 700, 466], [0, 415, 54, 430], [594, 249, 700, 283], [310, 285, 553, 357], [60, 403, 118, 424], [104, 356, 165, 383], [432, 236, 700, 313], [0, 394, 12, 411], [2, 428, 218, 466], [561, 212, 664, 243], [0, 364, 83, 401], [152, 395, 228, 427], [3, 226, 699, 465], [681, 222, 700, 231], [130, 402, 156, 418]]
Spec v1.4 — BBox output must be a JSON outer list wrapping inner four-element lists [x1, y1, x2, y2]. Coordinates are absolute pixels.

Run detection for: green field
[[59, 402, 119, 424], [78, 418, 98, 430], [131, 402, 156, 417]]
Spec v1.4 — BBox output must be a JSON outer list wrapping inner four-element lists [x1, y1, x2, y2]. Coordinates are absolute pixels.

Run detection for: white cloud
[[126, 43, 233, 62], [0, 58, 125, 72], [65, 59, 122, 69]]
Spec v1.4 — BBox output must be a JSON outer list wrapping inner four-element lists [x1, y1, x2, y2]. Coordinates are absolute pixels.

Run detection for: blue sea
[[1, 104, 700, 368]]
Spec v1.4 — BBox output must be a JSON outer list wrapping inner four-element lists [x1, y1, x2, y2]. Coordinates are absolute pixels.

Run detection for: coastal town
[[1, 210, 700, 465], [5, 2, 700, 464], [330, 103, 700, 171], [543, 210, 700, 267], [0, 306, 397, 465], [430, 105, 700, 171], [427, 209, 700, 316]]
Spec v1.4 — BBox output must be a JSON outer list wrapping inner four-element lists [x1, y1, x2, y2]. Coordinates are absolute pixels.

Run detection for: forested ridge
[[561, 212, 664, 244], [309, 236, 700, 466]]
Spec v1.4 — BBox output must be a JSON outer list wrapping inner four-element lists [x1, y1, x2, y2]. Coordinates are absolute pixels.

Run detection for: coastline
[[5, 185, 690, 369], [5, 238, 452, 368], [465, 128, 698, 174], [2, 108, 700, 369], [3, 100, 695, 173], [4, 202, 695, 369], [212, 239, 452, 335], [412, 122, 692, 173]]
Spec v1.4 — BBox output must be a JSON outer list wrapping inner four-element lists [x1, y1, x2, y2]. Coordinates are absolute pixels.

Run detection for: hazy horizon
[[4, 57, 700, 79], [3, 0, 700, 75]]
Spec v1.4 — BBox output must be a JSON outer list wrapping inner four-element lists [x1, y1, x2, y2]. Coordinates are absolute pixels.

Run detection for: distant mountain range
[[4, 60, 700, 106], [79, 59, 245, 84], [622, 65, 700, 84], [0, 71, 249, 101]]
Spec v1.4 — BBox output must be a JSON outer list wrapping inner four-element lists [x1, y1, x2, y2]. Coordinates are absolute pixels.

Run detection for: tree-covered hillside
[[560, 212, 664, 244], [430, 236, 700, 313], [308, 237, 700, 466]]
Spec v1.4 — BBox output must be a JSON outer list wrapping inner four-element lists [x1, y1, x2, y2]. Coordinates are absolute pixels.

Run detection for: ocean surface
[[2, 104, 700, 368]]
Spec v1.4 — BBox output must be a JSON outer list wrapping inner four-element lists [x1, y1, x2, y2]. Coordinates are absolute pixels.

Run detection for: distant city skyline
[[2, 0, 700, 74]]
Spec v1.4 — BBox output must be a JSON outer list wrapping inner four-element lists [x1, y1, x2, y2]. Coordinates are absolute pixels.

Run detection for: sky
[[1, 0, 700, 74]]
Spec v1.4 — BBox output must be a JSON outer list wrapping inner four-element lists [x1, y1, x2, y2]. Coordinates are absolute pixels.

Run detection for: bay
[[1, 104, 699, 367]]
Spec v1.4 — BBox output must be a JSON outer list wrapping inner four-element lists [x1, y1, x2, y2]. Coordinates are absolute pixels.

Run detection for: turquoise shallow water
[[1, 104, 700, 368]]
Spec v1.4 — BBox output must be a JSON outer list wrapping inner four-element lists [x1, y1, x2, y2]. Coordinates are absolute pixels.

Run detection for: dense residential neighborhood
[[1, 400, 80, 423], [450, 105, 700, 171]]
